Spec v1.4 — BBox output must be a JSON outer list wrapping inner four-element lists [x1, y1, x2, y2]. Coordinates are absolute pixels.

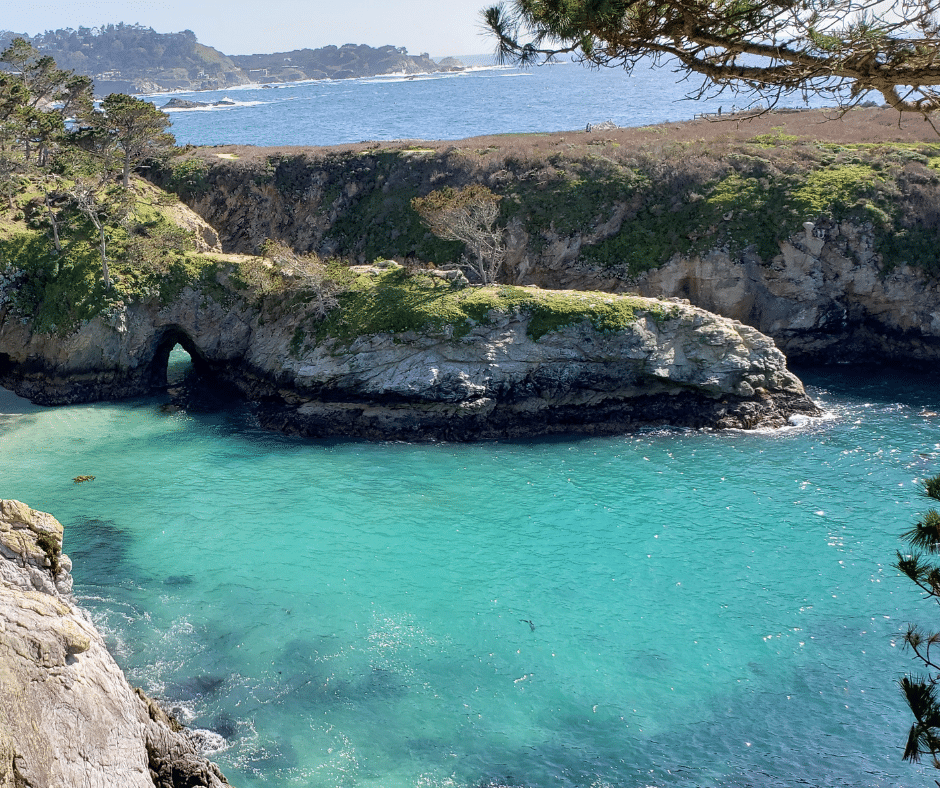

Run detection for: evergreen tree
[[896, 473, 940, 774], [484, 0, 940, 120], [94, 94, 174, 188]]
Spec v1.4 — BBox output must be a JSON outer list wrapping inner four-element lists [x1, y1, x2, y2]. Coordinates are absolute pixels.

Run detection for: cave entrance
[[150, 329, 211, 390], [150, 329, 240, 412]]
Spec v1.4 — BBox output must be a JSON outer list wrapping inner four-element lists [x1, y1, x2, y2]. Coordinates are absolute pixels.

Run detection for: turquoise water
[[1, 356, 938, 787]]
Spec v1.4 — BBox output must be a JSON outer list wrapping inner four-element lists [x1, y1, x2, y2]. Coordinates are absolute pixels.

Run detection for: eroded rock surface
[[0, 278, 818, 439], [0, 499, 231, 788], [508, 222, 940, 364]]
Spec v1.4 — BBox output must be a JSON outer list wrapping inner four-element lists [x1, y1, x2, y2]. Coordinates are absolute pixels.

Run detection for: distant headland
[[0, 23, 465, 95]]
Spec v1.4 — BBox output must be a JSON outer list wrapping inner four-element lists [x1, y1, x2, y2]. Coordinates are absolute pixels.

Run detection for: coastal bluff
[[0, 267, 818, 440], [165, 109, 940, 366], [0, 499, 231, 787]]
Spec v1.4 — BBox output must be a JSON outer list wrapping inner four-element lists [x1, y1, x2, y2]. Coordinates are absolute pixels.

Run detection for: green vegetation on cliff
[[0, 25, 245, 94], [282, 264, 676, 357], [164, 122, 940, 280], [0, 39, 234, 335], [0, 193, 221, 336]]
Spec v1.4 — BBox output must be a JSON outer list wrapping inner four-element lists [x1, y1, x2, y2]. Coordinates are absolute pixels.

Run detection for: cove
[[0, 363, 936, 787]]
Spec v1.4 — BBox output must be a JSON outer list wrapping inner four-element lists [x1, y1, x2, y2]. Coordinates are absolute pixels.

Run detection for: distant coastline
[[0, 24, 466, 95]]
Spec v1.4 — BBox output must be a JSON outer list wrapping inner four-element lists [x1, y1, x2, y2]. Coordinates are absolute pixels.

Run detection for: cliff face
[[510, 221, 940, 363], [0, 499, 231, 787], [0, 267, 817, 439], [160, 111, 940, 365]]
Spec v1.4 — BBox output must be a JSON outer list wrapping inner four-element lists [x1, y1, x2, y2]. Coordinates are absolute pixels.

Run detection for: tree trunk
[[99, 228, 111, 288], [123, 150, 130, 189]]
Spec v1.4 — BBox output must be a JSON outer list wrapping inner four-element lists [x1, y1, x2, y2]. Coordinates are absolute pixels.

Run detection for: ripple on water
[[1, 368, 939, 787]]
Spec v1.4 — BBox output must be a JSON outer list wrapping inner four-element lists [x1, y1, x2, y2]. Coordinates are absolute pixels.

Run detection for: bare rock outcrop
[[0, 499, 231, 788], [632, 222, 940, 363], [248, 292, 819, 440]]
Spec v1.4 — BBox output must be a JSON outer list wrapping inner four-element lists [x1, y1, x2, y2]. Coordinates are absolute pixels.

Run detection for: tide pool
[[1, 363, 937, 787]]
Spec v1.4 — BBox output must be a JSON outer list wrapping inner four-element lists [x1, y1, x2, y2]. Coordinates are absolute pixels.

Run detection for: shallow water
[[2, 359, 938, 787]]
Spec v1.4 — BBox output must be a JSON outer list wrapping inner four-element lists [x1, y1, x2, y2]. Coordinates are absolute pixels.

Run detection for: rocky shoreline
[[0, 499, 231, 786]]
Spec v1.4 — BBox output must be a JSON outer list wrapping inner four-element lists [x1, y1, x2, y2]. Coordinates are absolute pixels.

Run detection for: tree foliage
[[93, 93, 174, 188], [0, 38, 178, 292], [896, 472, 940, 774], [412, 185, 507, 284], [484, 0, 940, 119]]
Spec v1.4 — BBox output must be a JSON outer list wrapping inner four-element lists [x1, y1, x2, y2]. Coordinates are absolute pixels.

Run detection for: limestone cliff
[[0, 266, 818, 440], [0, 499, 231, 787]]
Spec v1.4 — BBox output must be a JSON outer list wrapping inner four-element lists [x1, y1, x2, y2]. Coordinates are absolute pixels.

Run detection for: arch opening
[[166, 344, 194, 387], [150, 328, 242, 412]]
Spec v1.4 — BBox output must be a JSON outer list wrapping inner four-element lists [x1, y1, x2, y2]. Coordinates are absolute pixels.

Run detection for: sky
[[5, 0, 495, 57]]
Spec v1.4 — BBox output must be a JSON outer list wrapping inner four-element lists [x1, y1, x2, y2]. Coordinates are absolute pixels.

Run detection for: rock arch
[[148, 326, 214, 390]]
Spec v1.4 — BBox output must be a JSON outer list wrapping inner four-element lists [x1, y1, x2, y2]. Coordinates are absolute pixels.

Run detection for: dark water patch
[[166, 674, 227, 702], [163, 574, 195, 586], [210, 711, 239, 740], [65, 516, 134, 581], [797, 363, 940, 409]]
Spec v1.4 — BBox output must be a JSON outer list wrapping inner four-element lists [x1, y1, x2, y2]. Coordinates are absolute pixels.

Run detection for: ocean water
[[2, 356, 939, 787], [146, 57, 832, 147]]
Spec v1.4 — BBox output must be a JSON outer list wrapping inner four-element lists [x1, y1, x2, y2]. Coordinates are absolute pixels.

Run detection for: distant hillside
[[230, 44, 463, 82], [0, 25, 463, 95], [0, 24, 246, 94]]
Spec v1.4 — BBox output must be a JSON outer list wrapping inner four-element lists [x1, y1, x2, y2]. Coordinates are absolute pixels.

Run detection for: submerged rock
[[0, 499, 232, 787]]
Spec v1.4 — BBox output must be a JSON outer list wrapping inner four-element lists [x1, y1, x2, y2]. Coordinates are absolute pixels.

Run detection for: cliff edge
[[0, 499, 231, 788], [161, 110, 940, 365]]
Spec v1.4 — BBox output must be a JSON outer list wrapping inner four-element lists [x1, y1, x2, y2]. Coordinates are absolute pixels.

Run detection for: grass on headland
[[0, 174, 232, 336], [303, 265, 677, 353]]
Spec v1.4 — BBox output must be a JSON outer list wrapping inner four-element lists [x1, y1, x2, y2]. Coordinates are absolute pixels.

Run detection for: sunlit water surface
[[2, 359, 938, 787], [147, 57, 834, 147]]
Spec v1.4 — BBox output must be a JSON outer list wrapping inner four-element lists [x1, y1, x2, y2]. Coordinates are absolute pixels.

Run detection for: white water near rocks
[[1, 360, 938, 787]]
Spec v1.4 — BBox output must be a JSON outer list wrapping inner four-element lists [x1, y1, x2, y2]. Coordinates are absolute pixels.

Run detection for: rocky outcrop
[[0, 499, 231, 787], [507, 221, 940, 364], [0, 275, 818, 440], [249, 294, 818, 440], [157, 116, 939, 366]]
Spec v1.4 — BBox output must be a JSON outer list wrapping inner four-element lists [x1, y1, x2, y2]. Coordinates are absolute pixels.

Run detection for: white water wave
[[159, 100, 267, 113]]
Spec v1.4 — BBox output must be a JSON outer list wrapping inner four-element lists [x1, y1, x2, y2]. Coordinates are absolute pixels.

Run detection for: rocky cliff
[[513, 220, 940, 363], [159, 108, 940, 365], [0, 499, 231, 787], [0, 263, 818, 440]]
